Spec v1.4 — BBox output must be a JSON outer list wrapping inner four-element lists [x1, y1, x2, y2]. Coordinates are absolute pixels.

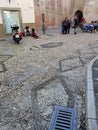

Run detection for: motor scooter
[[11, 24, 22, 44]]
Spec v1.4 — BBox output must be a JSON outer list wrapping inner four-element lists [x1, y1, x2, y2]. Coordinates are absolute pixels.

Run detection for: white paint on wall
[[21, 0, 35, 23], [0, 0, 35, 24], [0, 0, 19, 8]]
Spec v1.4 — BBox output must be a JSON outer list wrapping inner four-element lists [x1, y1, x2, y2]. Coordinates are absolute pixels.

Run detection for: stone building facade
[[34, 0, 98, 29], [72, 0, 98, 22], [83, 0, 98, 22], [34, 0, 73, 29]]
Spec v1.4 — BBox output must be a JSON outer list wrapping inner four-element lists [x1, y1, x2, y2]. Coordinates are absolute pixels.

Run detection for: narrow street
[[0, 28, 98, 130]]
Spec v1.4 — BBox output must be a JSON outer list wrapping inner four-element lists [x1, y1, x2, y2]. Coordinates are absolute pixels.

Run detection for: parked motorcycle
[[11, 24, 22, 44]]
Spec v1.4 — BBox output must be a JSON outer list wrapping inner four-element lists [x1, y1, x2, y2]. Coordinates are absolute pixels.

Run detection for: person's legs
[[61, 25, 64, 34], [67, 27, 70, 34], [62, 26, 65, 34], [64, 26, 67, 34], [74, 27, 77, 34]]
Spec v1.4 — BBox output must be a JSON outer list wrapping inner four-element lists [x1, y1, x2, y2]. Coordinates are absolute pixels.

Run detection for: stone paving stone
[[89, 41, 98, 48], [80, 54, 96, 65], [0, 64, 3, 72], [0, 48, 14, 55], [0, 55, 9, 62], [66, 65, 86, 87], [92, 47, 98, 54], [60, 57, 82, 71], [37, 78, 68, 128], [77, 47, 94, 55]]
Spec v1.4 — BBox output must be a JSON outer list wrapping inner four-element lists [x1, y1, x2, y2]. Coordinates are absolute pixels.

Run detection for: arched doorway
[[75, 10, 83, 24]]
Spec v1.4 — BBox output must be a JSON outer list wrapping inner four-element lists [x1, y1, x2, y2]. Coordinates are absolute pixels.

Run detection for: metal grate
[[48, 105, 77, 130]]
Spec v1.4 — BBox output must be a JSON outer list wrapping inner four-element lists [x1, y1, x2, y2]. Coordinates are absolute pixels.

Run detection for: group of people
[[61, 16, 98, 34], [61, 16, 78, 34], [82, 20, 98, 33], [23, 26, 39, 38], [20, 17, 98, 39]]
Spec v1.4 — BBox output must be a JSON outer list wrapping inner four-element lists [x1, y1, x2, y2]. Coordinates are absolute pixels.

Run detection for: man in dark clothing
[[73, 17, 78, 34], [66, 18, 71, 34], [62, 17, 68, 34], [64, 19, 68, 34], [61, 19, 65, 34]]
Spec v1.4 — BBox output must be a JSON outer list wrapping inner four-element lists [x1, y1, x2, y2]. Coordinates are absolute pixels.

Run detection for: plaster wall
[[0, 0, 35, 24], [64, 0, 72, 17], [83, 0, 98, 22], [34, 0, 72, 29], [73, 0, 85, 11], [21, 0, 35, 23]]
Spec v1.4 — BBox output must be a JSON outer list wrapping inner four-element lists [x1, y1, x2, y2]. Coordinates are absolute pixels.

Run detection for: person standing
[[61, 18, 65, 34], [61, 17, 67, 34], [63, 17, 68, 34], [66, 17, 71, 34], [73, 16, 78, 34]]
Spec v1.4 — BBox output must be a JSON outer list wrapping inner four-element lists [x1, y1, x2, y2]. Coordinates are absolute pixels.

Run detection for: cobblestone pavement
[[0, 28, 98, 130]]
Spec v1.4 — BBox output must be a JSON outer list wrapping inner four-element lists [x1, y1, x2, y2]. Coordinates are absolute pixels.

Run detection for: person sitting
[[90, 21, 94, 33], [93, 21, 98, 33], [31, 28, 39, 38], [24, 26, 31, 36], [83, 21, 94, 33], [83, 21, 90, 32]]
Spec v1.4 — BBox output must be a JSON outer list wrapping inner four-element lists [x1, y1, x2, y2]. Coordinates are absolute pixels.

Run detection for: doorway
[[75, 10, 83, 24], [3, 10, 21, 34]]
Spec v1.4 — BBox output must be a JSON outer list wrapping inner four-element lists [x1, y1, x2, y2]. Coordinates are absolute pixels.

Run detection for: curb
[[86, 56, 98, 130]]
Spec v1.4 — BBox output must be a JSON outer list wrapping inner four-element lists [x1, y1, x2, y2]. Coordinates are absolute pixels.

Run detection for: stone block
[[60, 57, 82, 71]]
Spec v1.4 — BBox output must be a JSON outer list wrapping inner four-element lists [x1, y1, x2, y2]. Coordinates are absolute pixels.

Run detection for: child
[[24, 26, 31, 36], [31, 28, 39, 38]]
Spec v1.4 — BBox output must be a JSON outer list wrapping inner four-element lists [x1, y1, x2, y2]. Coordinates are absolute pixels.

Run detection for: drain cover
[[48, 105, 77, 130]]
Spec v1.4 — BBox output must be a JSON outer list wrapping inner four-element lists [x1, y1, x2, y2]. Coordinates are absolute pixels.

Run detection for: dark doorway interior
[[75, 10, 83, 24]]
